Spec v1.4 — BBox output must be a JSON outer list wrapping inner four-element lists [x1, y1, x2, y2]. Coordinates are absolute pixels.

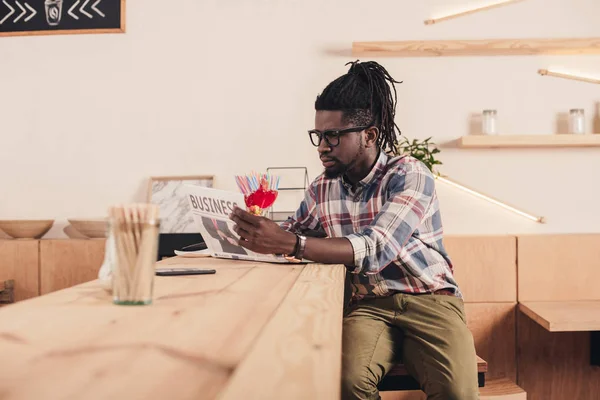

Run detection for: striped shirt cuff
[[345, 233, 369, 274]]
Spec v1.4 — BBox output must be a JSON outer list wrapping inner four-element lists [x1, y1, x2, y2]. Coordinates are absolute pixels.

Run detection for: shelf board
[[458, 134, 600, 148], [352, 37, 600, 57]]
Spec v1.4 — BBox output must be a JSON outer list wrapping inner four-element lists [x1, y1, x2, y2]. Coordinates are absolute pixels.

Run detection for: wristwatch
[[284, 233, 307, 263]]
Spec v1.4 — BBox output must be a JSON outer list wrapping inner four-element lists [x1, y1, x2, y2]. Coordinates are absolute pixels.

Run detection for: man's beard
[[323, 144, 364, 179], [324, 161, 350, 179]]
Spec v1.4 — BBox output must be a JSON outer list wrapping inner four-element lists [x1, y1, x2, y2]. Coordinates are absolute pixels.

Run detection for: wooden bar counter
[[0, 257, 346, 400]]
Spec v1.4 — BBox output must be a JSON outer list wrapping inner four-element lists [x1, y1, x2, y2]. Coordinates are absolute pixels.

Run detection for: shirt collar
[[341, 151, 389, 190]]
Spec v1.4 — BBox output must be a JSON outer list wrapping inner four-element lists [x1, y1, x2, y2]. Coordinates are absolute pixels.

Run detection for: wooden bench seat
[[378, 356, 488, 392], [380, 378, 525, 400], [479, 378, 526, 399]]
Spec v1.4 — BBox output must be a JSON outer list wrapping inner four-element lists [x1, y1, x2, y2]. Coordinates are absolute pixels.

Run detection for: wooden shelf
[[352, 37, 600, 57], [458, 134, 600, 148], [519, 301, 600, 332]]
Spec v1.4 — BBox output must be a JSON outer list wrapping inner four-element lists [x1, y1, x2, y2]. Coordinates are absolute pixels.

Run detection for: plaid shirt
[[281, 152, 461, 301]]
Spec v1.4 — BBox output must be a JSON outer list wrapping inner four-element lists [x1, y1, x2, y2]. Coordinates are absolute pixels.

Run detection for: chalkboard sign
[[0, 0, 125, 37]]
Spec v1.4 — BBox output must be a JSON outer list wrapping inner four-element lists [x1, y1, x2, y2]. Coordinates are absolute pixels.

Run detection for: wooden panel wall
[[446, 235, 518, 381], [445, 235, 517, 302], [40, 239, 106, 295], [518, 234, 600, 301], [465, 303, 516, 381], [0, 240, 39, 302]]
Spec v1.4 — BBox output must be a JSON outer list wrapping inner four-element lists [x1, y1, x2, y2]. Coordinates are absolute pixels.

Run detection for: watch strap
[[294, 234, 307, 260], [284, 233, 306, 262]]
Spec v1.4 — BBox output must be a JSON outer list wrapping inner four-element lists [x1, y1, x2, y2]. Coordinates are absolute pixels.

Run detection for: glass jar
[[109, 218, 160, 306], [482, 110, 498, 135], [569, 109, 585, 135]]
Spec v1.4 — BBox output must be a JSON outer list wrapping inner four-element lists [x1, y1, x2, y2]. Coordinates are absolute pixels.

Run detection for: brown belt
[[353, 289, 457, 303], [348, 289, 459, 309], [413, 288, 456, 297], [433, 289, 456, 297]]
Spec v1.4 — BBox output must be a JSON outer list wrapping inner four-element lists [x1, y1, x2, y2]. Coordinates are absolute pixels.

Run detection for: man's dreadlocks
[[314, 60, 402, 155]]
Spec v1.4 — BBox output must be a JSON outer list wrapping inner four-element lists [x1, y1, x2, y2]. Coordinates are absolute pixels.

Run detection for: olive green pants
[[341, 293, 479, 400]]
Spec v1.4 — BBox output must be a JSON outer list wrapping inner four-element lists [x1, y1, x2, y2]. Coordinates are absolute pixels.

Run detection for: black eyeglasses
[[307, 125, 370, 148]]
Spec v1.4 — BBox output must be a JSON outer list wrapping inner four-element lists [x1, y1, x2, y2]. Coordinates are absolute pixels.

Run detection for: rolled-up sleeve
[[280, 182, 325, 236], [345, 163, 435, 274]]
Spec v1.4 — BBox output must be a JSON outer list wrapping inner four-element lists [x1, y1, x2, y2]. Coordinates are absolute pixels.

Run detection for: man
[[229, 60, 479, 400]]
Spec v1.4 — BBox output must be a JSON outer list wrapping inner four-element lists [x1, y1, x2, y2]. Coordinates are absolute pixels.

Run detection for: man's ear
[[364, 126, 379, 148]]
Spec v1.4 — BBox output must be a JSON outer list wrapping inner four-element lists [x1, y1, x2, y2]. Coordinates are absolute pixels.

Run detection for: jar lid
[[570, 108, 584, 113], [483, 109, 497, 114]]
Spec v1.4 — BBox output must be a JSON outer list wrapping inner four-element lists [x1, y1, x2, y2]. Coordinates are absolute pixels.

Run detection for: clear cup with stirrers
[[108, 204, 160, 305], [235, 172, 280, 216]]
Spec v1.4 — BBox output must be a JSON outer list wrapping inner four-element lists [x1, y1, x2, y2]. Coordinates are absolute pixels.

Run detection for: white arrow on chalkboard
[[68, 0, 80, 20], [91, 0, 104, 17], [13, 0, 25, 23], [0, 0, 15, 25], [23, 2, 35, 22], [69, 0, 104, 20], [0, 0, 37, 24], [80, 0, 92, 18]]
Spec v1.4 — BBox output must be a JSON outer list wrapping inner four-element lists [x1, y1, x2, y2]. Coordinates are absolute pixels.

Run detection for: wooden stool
[[378, 355, 488, 392], [380, 379, 526, 400]]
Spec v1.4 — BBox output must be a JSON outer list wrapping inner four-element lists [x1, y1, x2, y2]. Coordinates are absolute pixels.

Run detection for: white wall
[[1, 0, 599, 238]]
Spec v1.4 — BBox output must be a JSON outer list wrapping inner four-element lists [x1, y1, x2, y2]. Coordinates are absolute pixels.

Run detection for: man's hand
[[229, 207, 297, 255]]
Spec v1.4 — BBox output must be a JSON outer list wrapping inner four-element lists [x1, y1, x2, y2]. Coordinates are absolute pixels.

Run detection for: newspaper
[[184, 185, 293, 263]]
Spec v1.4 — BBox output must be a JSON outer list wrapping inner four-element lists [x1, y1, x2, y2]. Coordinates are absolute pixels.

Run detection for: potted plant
[[396, 137, 442, 174]]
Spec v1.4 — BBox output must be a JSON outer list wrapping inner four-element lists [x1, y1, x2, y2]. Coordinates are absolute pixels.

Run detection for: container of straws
[[108, 204, 160, 306], [235, 172, 280, 216]]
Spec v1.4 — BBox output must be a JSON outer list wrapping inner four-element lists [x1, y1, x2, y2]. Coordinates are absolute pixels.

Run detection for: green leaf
[[398, 136, 442, 172]]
